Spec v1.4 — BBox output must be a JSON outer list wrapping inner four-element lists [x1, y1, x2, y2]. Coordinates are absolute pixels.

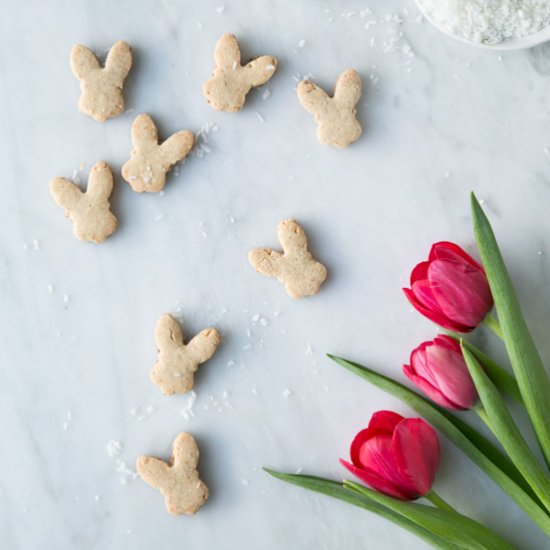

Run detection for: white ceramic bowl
[[415, 0, 550, 50]]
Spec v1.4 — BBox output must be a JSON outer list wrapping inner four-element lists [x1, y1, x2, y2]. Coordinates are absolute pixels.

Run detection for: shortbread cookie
[[50, 161, 117, 243], [137, 432, 209, 516], [249, 219, 327, 299], [297, 69, 362, 149], [70, 40, 132, 122], [151, 314, 220, 395], [122, 114, 194, 193], [203, 33, 277, 112]]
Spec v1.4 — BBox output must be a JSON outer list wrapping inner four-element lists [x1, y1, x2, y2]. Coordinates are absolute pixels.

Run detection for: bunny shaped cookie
[[203, 33, 277, 112], [297, 69, 362, 149], [249, 219, 327, 299], [122, 114, 195, 193], [151, 314, 221, 395], [70, 40, 132, 122], [50, 161, 117, 243], [137, 432, 209, 515]]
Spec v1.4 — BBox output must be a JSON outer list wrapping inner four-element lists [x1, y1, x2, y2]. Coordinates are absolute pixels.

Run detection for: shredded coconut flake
[[192, 121, 218, 158], [115, 460, 139, 480], [417, 0, 550, 44], [181, 391, 197, 420], [107, 440, 123, 457]]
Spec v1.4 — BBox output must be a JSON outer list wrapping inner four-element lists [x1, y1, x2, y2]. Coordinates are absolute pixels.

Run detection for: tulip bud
[[404, 335, 479, 410], [340, 411, 440, 500], [403, 241, 493, 332]]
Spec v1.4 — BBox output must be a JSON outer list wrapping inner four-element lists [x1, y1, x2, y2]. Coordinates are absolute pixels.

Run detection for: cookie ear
[[70, 44, 100, 80], [159, 131, 195, 166], [333, 69, 361, 109], [297, 80, 329, 116], [187, 328, 220, 364], [214, 33, 241, 68], [105, 41, 132, 83], [171, 433, 199, 470], [156, 315, 183, 350], [243, 56, 277, 86], [278, 219, 308, 255], [131, 114, 159, 149], [86, 161, 114, 200], [137, 456, 172, 488], [50, 177, 83, 210], [248, 248, 282, 277]]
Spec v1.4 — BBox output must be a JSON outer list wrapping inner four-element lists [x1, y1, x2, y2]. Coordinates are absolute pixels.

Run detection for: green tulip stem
[[483, 313, 504, 340], [425, 491, 457, 514]]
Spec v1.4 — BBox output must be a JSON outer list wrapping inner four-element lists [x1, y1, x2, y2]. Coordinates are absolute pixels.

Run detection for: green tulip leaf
[[471, 193, 550, 468], [461, 343, 550, 514], [344, 480, 514, 550], [264, 469, 462, 550], [328, 354, 550, 536]]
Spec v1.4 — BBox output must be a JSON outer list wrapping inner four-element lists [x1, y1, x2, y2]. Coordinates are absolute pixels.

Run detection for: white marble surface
[[2, 0, 550, 548]]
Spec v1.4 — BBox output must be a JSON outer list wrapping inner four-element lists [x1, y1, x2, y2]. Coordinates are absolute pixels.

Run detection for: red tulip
[[340, 411, 440, 500], [403, 241, 493, 332], [404, 335, 478, 410]]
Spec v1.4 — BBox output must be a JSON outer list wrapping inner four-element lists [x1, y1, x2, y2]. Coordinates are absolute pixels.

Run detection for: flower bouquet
[[265, 194, 550, 549]]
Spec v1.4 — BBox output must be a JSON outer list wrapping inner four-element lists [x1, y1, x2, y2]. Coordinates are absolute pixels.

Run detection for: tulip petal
[[408, 348, 438, 388], [356, 434, 399, 481], [428, 260, 493, 328], [425, 345, 478, 409], [410, 279, 442, 313], [350, 428, 403, 466], [403, 288, 470, 332], [393, 419, 440, 497], [350, 428, 373, 466], [339, 459, 413, 500], [368, 410, 404, 433], [433, 335, 461, 352], [430, 241, 484, 271], [403, 364, 463, 410], [410, 261, 430, 285]]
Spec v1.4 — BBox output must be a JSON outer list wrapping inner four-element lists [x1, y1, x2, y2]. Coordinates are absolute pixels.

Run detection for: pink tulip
[[340, 411, 440, 500], [403, 241, 493, 332], [404, 335, 479, 410]]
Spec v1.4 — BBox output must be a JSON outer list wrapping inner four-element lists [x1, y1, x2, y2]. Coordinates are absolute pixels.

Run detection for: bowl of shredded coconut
[[415, 0, 550, 49]]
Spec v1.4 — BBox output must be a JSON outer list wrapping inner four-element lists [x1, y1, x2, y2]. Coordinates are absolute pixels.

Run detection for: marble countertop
[[2, 0, 550, 548]]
